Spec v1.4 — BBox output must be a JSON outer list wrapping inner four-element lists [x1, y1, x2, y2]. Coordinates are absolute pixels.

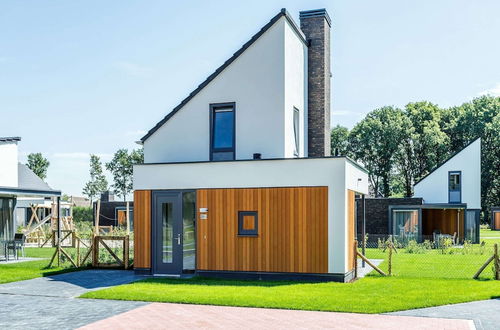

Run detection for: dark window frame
[[293, 107, 300, 157], [448, 171, 462, 204], [209, 102, 236, 161], [238, 211, 258, 237]]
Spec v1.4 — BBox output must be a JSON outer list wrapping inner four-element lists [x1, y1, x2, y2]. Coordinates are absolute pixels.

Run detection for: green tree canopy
[[106, 148, 144, 201], [26, 152, 50, 180], [349, 106, 407, 197], [330, 125, 350, 156], [82, 154, 108, 203]]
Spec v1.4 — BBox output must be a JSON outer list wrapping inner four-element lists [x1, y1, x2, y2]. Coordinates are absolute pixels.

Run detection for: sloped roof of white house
[[140, 8, 307, 143], [414, 137, 481, 186]]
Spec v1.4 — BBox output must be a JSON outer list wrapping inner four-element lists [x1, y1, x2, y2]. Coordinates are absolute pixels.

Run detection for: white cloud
[[112, 61, 152, 77], [478, 83, 500, 97]]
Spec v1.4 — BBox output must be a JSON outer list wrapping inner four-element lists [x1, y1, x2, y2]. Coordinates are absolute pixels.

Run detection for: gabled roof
[[140, 8, 307, 143], [17, 163, 54, 192], [0, 137, 21, 142], [0, 164, 60, 197], [414, 137, 481, 186]]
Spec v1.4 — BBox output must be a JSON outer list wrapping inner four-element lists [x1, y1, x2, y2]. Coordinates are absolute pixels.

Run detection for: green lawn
[[81, 276, 500, 314], [0, 247, 84, 284], [480, 228, 500, 239]]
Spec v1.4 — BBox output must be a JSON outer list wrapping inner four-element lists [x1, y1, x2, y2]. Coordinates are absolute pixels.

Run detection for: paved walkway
[[79, 303, 475, 330], [0, 269, 142, 297], [390, 299, 500, 330], [0, 269, 495, 329], [0, 270, 148, 330]]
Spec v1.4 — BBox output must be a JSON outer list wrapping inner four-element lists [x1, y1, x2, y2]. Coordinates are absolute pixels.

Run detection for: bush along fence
[[354, 235, 500, 280]]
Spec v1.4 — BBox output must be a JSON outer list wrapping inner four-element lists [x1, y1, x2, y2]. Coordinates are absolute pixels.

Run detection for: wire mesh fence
[[356, 234, 499, 280]]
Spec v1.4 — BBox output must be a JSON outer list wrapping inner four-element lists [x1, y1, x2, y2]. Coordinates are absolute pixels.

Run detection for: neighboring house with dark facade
[[0, 137, 61, 242], [358, 138, 481, 243], [132, 8, 369, 282], [93, 191, 134, 229]]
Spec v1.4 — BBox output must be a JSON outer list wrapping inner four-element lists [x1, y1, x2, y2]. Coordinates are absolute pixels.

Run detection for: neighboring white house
[[389, 138, 482, 244], [0, 137, 61, 241], [132, 8, 369, 282], [414, 138, 481, 209]]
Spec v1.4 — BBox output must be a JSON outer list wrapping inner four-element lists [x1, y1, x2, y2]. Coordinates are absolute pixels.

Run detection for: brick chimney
[[300, 9, 331, 157]]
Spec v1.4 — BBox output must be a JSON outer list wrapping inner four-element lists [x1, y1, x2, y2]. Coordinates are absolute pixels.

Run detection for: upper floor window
[[449, 171, 461, 203], [210, 103, 235, 161], [293, 107, 300, 157]]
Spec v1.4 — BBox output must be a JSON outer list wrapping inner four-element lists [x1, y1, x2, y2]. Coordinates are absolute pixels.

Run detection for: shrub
[[438, 237, 454, 254], [405, 240, 424, 254], [480, 223, 490, 230], [73, 206, 93, 223]]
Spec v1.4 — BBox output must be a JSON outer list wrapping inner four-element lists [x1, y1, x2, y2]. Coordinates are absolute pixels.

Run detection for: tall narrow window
[[293, 107, 300, 157], [210, 103, 235, 161], [449, 171, 461, 203]]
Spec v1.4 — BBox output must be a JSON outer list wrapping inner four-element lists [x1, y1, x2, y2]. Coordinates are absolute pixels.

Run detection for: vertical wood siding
[[495, 212, 500, 230], [347, 190, 356, 271], [422, 209, 465, 239], [196, 187, 328, 274], [133, 190, 151, 269]]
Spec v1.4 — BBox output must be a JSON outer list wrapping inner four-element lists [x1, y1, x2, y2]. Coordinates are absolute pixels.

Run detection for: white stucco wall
[[0, 141, 19, 187], [144, 16, 307, 163], [283, 20, 308, 158], [134, 157, 368, 274], [414, 138, 481, 209]]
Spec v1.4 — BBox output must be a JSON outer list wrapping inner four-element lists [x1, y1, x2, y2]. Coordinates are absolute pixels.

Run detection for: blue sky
[[1, 0, 499, 196]]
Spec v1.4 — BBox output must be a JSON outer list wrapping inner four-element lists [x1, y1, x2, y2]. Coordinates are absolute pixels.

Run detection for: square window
[[238, 211, 258, 236]]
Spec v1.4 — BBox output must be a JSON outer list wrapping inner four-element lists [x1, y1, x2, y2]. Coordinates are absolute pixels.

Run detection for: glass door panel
[[162, 203, 174, 263], [393, 209, 419, 242]]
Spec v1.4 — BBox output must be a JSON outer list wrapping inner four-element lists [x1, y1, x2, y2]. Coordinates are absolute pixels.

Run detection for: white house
[[389, 138, 482, 243], [0, 137, 61, 242], [132, 8, 369, 282]]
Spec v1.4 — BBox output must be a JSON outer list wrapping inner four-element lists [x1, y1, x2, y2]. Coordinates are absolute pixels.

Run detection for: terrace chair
[[6, 234, 26, 259]]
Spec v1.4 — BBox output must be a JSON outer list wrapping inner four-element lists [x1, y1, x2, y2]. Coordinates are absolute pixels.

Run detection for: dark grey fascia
[[0, 186, 61, 197]]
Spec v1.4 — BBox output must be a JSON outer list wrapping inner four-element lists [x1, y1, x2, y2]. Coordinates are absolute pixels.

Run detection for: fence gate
[[92, 235, 130, 269]]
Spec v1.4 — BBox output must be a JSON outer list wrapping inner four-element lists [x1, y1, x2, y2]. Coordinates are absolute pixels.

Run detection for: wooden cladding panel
[[495, 212, 500, 230], [196, 187, 328, 274], [347, 190, 356, 271], [133, 190, 151, 269], [422, 209, 465, 239]]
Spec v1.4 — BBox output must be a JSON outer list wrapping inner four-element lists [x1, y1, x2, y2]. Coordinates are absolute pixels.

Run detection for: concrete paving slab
[[0, 269, 144, 298], [390, 299, 500, 330], [79, 302, 476, 330]]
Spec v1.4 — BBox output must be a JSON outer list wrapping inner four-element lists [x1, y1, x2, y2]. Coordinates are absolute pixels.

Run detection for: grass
[[480, 228, 500, 239], [0, 247, 84, 284], [80, 276, 500, 314], [80, 229, 500, 313]]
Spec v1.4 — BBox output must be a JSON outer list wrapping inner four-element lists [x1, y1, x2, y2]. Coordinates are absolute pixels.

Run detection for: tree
[[483, 113, 500, 218], [404, 101, 449, 181], [106, 148, 144, 201], [330, 125, 350, 156], [82, 154, 108, 204], [26, 153, 50, 180], [349, 106, 407, 197]]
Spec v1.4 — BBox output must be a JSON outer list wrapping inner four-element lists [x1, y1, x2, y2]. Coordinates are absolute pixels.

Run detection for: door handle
[[177, 233, 181, 245]]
